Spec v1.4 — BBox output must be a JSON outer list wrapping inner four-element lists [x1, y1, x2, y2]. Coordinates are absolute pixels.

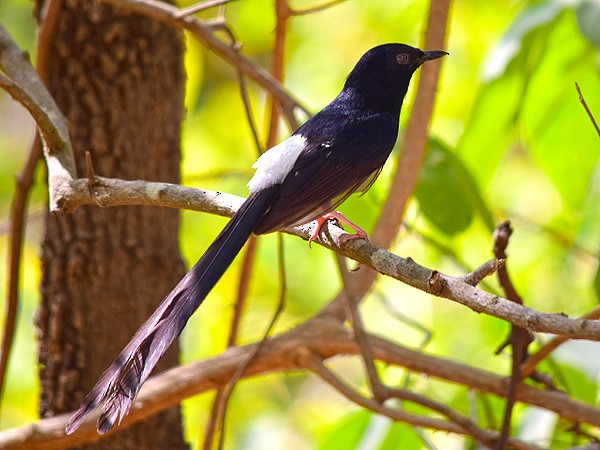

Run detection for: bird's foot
[[308, 211, 368, 248]]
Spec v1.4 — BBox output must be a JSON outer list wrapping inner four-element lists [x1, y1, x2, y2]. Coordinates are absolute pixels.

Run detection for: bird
[[65, 43, 447, 435]]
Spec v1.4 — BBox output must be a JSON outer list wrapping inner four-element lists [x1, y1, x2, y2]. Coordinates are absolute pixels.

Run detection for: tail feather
[[66, 188, 276, 434]]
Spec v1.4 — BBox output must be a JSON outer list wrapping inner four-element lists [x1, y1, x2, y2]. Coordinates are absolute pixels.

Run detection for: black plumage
[[66, 43, 447, 435]]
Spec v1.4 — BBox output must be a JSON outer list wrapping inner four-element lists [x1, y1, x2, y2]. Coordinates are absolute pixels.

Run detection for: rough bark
[[36, 1, 188, 448]]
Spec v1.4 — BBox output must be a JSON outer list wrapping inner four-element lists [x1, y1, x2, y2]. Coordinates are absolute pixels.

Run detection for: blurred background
[[0, 0, 599, 448]]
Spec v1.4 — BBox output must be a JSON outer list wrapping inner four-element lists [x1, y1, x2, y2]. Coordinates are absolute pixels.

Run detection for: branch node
[[84, 151, 106, 208], [461, 258, 505, 287], [85, 151, 95, 187], [20, 49, 31, 62], [493, 220, 513, 257], [295, 345, 319, 368], [427, 270, 445, 294]]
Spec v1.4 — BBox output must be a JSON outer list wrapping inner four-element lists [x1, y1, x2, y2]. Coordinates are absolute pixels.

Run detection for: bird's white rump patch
[[248, 134, 307, 192]]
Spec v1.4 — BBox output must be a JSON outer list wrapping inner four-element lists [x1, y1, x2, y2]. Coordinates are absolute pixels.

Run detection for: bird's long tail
[[66, 188, 276, 435]]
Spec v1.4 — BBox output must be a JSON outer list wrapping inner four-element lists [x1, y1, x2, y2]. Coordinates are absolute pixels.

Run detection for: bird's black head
[[341, 43, 447, 115]]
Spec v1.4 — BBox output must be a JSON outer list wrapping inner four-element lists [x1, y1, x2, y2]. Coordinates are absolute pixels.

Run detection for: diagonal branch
[[370, 0, 450, 250], [521, 305, 600, 378], [492, 220, 533, 450], [289, 0, 346, 16], [32, 173, 600, 342], [100, 0, 308, 129], [336, 254, 387, 402], [1, 319, 598, 450], [575, 82, 600, 137], [0, 23, 75, 213], [0, 0, 64, 411], [174, 0, 235, 18], [306, 355, 543, 450]]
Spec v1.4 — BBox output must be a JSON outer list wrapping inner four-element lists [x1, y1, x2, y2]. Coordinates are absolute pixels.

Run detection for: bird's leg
[[308, 211, 368, 248]]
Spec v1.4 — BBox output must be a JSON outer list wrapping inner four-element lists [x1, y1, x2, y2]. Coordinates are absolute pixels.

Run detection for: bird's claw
[[308, 211, 368, 249]]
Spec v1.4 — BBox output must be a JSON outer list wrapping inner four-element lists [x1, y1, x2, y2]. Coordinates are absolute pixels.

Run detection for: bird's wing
[[255, 112, 398, 234]]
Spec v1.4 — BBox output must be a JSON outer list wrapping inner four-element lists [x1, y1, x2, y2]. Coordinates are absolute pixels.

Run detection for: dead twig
[[215, 233, 288, 449], [0, 0, 64, 416], [174, 0, 235, 18], [301, 350, 542, 450], [2, 320, 600, 449], [521, 305, 600, 379], [100, 0, 308, 129], [336, 254, 387, 402], [460, 258, 504, 286], [201, 238, 260, 450], [289, 0, 346, 16], [575, 82, 600, 137], [493, 221, 533, 450], [26, 175, 600, 341]]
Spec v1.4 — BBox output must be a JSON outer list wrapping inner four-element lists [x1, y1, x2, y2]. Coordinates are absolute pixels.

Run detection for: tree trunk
[[36, 1, 188, 448]]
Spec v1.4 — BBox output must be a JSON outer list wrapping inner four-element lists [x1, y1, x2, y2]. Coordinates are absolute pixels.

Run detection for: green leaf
[[319, 410, 424, 450], [415, 140, 495, 236], [555, 359, 598, 402], [318, 410, 370, 449], [481, 0, 568, 81], [460, 3, 599, 210], [378, 421, 422, 450], [520, 10, 600, 209], [576, 0, 600, 47], [457, 1, 564, 187], [456, 71, 522, 188]]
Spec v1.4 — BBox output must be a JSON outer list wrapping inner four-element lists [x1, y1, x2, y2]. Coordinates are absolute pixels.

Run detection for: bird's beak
[[419, 50, 449, 65]]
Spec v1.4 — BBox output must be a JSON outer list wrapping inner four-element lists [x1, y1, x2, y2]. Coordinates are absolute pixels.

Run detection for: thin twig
[[203, 7, 287, 445], [521, 305, 600, 378], [216, 233, 288, 449], [0, 0, 63, 418], [493, 221, 533, 450], [229, 239, 259, 349], [29, 175, 600, 341], [2, 320, 600, 449], [301, 350, 463, 433], [174, 0, 234, 18], [384, 388, 497, 449], [575, 82, 600, 137], [84, 151, 95, 186], [0, 136, 43, 419], [100, 0, 308, 129], [373, 290, 433, 351], [210, 14, 263, 155], [264, 0, 292, 147], [201, 388, 224, 450], [404, 221, 502, 295], [289, 0, 346, 16], [301, 351, 542, 450], [460, 258, 504, 286], [336, 254, 386, 402], [201, 236, 259, 450], [236, 71, 263, 153]]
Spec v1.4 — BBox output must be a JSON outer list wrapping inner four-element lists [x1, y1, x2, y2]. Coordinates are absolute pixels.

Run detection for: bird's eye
[[396, 53, 410, 64]]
